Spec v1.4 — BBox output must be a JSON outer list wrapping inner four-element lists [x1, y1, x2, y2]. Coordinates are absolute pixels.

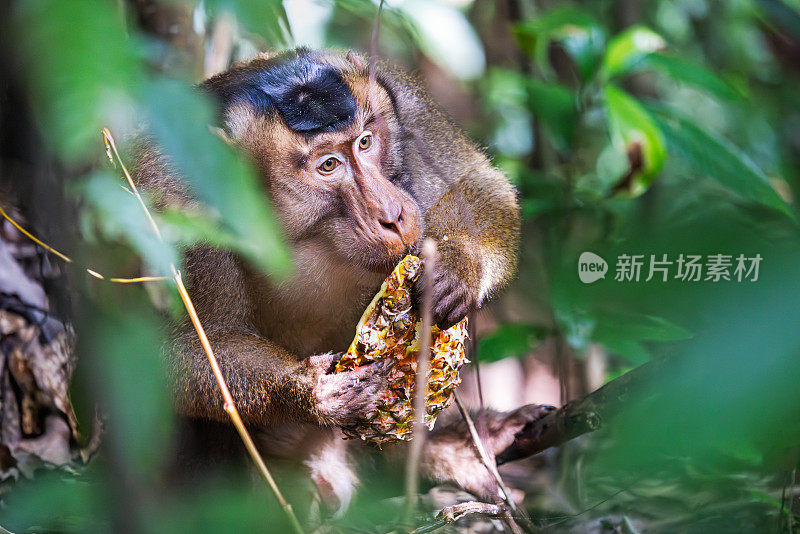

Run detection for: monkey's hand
[[306, 353, 392, 427], [414, 261, 478, 330]]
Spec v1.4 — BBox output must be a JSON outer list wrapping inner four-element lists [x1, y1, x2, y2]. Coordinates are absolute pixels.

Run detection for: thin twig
[[86, 270, 168, 283], [469, 313, 485, 409], [102, 129, 304, 534], [173, 270, 303, 534], [204, 12, 235, 78], [453, 393, 515, 507], [405, 238, 437, 518], [412, 501, 505, 533], [370, 0, 384, 59], [366, 0, 390, 145], [453, 392, 528, 534]]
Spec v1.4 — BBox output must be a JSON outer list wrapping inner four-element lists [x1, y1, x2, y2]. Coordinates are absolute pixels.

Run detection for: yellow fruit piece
[[335, 255, 469, 445]]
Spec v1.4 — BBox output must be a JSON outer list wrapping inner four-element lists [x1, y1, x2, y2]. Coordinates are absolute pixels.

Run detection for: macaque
[[133, 48, 549, 513]]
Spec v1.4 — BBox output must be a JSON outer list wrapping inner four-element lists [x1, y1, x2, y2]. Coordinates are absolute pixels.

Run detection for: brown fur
[[133, 49, 525, 512]]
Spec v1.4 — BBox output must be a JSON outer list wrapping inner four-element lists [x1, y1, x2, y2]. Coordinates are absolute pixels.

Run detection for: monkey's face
[[275, 117, 422, 272], [211, 51, 423, 273]]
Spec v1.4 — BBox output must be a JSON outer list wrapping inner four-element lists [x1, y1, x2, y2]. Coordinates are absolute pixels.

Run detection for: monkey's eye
[[358, 133, 372, 150], [318, 157, 340, 174]]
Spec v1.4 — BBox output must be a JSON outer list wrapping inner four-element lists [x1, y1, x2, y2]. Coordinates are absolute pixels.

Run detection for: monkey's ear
[[346, 51, 366, 70], [209, 125, 234, 145]]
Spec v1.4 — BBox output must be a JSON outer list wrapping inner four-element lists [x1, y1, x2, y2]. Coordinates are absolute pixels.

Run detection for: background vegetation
[[1, 0, 799, 532]]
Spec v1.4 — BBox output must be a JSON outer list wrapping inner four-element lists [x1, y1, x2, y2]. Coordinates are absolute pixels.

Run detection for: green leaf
[[601, 26, 666, 80], [478, 323, 547, 363], [157, 205, 281, 264], [87, 298, 171, 473], [603, 84, 667, 194], [525, 80, 578, 150], [594, 312, 692, 343], [636, 53, 743, 101], [205, 0, 291, 46], [593, 312, 692, 364], [15, 0, 142, 162], [596, 143, 630, 187], [601, 338, 651, 365], [142, 79, 291, 275], [647, 103, 791, 216], [77, 172, 179, 276], [514, 7, 605, 81], [1, 472, 108, 532], [157, 207, 239, 249]]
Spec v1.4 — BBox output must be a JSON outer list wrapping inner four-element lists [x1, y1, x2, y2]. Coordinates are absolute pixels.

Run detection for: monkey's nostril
[[380, 220, 399, 233]]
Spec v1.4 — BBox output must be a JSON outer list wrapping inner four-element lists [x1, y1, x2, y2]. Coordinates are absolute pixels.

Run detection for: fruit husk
[[335, 255, 469, 444]]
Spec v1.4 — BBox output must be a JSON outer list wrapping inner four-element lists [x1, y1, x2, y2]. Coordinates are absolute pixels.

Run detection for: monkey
[[132, 48, 550, 515]]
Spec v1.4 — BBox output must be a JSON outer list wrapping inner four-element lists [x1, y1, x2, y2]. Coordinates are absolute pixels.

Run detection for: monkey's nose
[[378, 208, 403, 238], [377, 204, 404, 238], [370, 197, 421, 254]]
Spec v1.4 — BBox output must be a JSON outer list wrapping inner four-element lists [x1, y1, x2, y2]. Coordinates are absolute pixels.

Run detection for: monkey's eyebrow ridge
[[293, 151, 309, 168]]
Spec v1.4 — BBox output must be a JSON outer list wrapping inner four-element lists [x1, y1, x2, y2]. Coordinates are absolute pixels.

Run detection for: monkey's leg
[[387, 404, 555, 501], [303, 428, 358, 517], [252, 424, 358, 519]]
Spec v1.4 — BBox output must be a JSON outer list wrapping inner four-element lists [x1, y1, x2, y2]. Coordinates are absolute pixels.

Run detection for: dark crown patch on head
[[206, 52, 357, 135]]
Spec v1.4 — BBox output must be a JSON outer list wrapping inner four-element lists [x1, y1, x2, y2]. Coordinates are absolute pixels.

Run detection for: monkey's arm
[[171, 248, 389, 427], [171, 331, 390, 427], [420, 168, 520, 328]]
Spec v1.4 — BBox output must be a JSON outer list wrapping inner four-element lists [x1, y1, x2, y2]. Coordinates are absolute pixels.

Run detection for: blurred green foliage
[[3, 0, 800, 532]]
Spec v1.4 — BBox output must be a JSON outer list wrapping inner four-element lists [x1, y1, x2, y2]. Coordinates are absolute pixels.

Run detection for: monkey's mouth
[[360, 250, 409, 274], [352, 219, 420, 274]]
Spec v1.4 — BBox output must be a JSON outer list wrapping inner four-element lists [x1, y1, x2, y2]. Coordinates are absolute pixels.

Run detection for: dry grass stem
[[0, 207, 167, 284], [405, 238, 437, 517], [453, 392, 529, 534]]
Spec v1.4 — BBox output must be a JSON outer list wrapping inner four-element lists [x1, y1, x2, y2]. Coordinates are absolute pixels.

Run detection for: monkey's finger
[[434, 286, 473, 329], [505, 403, 557, 426], [347, 361, 387, 381], [307, 352, 342, 374], [437, 286, 474, 328], [433, 280, 465, 312], [378, 359, 397, 374], [439, 305, 470, 331], [356, 381, 386, 405], [430, 277, 461, 316], [339, 380, 388, 421], [322, 364, 387, 400], [411, 267, 448, 308]]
